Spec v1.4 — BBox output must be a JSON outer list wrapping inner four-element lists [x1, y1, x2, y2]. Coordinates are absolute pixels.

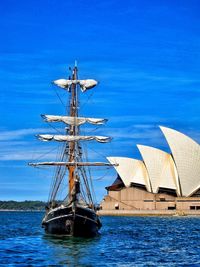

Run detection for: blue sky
[[1, 0, 200, 201]]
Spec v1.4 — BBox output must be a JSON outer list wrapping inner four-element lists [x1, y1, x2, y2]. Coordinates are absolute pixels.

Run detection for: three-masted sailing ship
[[29, 64, 114, 237]]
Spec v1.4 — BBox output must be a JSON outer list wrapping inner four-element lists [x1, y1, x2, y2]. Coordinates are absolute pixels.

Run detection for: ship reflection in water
[[43, 234, 100, 266], [1, 212, 200, 266]]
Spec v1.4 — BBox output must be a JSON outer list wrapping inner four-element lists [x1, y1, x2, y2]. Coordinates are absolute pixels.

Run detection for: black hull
[[42, 205, 101, 237]]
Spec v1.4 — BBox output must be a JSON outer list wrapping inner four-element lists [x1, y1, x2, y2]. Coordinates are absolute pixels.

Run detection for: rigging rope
[[48, 145, 62, 202], [45, 122, 64, 134], [93, 168, 113, 181], [79, 91, 94, 113], [49, 143, 68, 202], [53, 86, 66, 109]]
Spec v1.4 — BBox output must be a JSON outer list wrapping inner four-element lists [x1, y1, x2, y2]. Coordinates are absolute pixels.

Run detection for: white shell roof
[[160, 126, 200, 197], [107, 157, 151, 192], [137, 145, 180, 195]]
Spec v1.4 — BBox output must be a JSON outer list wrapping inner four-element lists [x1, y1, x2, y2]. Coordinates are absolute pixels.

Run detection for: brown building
[[100, 126, 200, 214], [101, 178, 200, 212]]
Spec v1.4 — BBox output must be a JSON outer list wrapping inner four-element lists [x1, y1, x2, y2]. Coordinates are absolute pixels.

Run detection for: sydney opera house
[[101, 126, 200, 213]]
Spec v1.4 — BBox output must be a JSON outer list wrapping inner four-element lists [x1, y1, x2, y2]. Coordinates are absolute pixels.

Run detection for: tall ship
[[29, 64, 114, 237]]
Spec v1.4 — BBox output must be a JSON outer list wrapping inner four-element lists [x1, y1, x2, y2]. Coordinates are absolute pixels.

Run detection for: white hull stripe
[[44, 213, 98, 225]]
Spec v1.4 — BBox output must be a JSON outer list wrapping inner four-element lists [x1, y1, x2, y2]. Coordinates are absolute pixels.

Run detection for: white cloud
[[0, 127, 64, 161], [0, 128, 60, 141]]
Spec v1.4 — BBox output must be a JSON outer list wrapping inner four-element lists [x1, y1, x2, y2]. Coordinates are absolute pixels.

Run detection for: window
[[168, 206, 176, 210], [190, 206, 200, 210], [160, 198, 166, 202]]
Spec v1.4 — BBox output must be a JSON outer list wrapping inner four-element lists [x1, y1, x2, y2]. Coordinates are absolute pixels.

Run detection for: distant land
[[0, 201, 46, 211]]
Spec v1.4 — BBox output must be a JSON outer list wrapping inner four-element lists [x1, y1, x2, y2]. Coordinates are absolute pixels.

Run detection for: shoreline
[[1, 209, 200, 216], [0, 209, 44, 212]]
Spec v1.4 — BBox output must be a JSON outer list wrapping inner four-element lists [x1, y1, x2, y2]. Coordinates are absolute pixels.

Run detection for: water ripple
[[1, 212, 200, 266]]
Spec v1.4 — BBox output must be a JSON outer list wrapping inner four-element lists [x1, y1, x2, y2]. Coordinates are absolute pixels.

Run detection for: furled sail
[[79, 80, 98, 92], [41, 115, 108, 126], [53, 79, 98, 92], [37, 134, 111, 143], [29, 162, 117, 167]]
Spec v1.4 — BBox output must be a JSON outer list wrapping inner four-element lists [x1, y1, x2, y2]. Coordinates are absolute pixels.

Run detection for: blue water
[[1, 213, 200, 266]]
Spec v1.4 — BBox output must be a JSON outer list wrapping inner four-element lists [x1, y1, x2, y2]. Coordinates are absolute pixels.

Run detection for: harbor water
[[1, 212, 200, 266]]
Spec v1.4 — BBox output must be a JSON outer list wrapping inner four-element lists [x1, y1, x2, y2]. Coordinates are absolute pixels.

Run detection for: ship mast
[[29, 65, 117, 206], [68, 65, 78, 199]]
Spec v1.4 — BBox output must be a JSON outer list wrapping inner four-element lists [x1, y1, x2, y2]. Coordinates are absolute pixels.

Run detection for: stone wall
[[100, 187, 200, 211]]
